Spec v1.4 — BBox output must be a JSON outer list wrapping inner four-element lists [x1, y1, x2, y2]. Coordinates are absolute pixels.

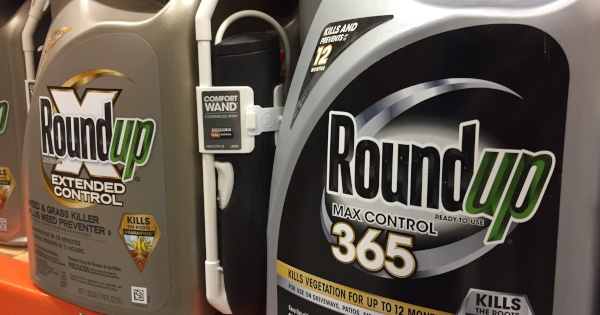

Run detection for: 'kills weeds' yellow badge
[[118, 214, 161, 272], [0, 167, 15, 213]]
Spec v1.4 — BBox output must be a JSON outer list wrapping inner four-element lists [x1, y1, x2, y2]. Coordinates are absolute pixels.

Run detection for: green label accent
[[464, 150, 555, 244], [0, 101, 8, 134], [110, 118, 156, 182]]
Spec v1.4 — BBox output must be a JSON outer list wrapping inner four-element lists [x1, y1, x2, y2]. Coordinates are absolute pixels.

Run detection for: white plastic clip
[[246, 106, 283, 136], [214, 161, 234, 209], [246, 84, 284, 136]]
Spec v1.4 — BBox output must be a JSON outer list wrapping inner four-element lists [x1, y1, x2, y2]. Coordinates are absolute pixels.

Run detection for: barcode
[[131, 286, 147, 304], [0, 218, 7, 232]]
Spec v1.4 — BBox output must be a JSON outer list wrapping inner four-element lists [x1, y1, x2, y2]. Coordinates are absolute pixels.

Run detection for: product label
[[0, 167, 16, 214], [279, 261, 451, 315], [291, 15, 393, 127], [118, 213, 161, 273], [0, 50, 25, 235], [278, 24, 568, 314], [40, 77, 156, 207], [201, 90, 241, 150], [456, 289, 534, 315], [27, 33, 169, 312]]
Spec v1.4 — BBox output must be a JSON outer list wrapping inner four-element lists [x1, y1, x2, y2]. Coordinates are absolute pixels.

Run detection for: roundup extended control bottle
[[0, 0, 48, 246], [267, 0, 600, 314], [22, 0, 216, 313]]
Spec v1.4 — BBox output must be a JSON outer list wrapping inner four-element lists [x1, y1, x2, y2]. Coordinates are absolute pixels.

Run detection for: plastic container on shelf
[[267, 0, 600, 314], [0, 0, 49, 247], [22, 1, 215, 313]]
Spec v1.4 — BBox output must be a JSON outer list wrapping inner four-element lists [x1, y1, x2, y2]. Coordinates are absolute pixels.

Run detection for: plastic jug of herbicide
[[211, 32, 281, 315], [267, 0, 600, 314], [0, 0, 48, 246], [22, 0, 217, 313], [195, 2, 296, 313], [0, 0, 27, 247]]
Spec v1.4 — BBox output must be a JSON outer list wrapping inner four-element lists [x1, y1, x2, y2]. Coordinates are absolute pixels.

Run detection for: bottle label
[[278, 23, 568, 315]]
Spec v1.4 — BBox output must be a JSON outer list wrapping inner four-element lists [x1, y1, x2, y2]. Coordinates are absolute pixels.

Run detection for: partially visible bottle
[[0, 0, 48, 246], [267, 1, 600, 314]]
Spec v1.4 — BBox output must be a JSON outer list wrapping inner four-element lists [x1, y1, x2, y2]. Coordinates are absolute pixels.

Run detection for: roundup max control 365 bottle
[[267, 0, 600, 314]]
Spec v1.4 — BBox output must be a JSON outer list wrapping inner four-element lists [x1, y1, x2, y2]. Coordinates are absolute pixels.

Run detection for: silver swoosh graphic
[[355, 78, 521, 138]]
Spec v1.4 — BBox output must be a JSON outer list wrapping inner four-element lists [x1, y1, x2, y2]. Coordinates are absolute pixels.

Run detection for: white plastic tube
[[22, 0, 49, 80], [215, 10, 292, 95], [22, 0, 49, 112], [195, 0, 232, 314], [22, 22, 37, 81]]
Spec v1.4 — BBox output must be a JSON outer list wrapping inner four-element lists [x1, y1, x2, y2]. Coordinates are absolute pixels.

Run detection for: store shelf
[[0, 248, 102, 315]]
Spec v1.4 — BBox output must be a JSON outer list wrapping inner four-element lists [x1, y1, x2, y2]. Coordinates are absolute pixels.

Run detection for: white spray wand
[[195, 0, 233, 313], [22, 0, 49, 113], [195, 1, 290, 313]]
